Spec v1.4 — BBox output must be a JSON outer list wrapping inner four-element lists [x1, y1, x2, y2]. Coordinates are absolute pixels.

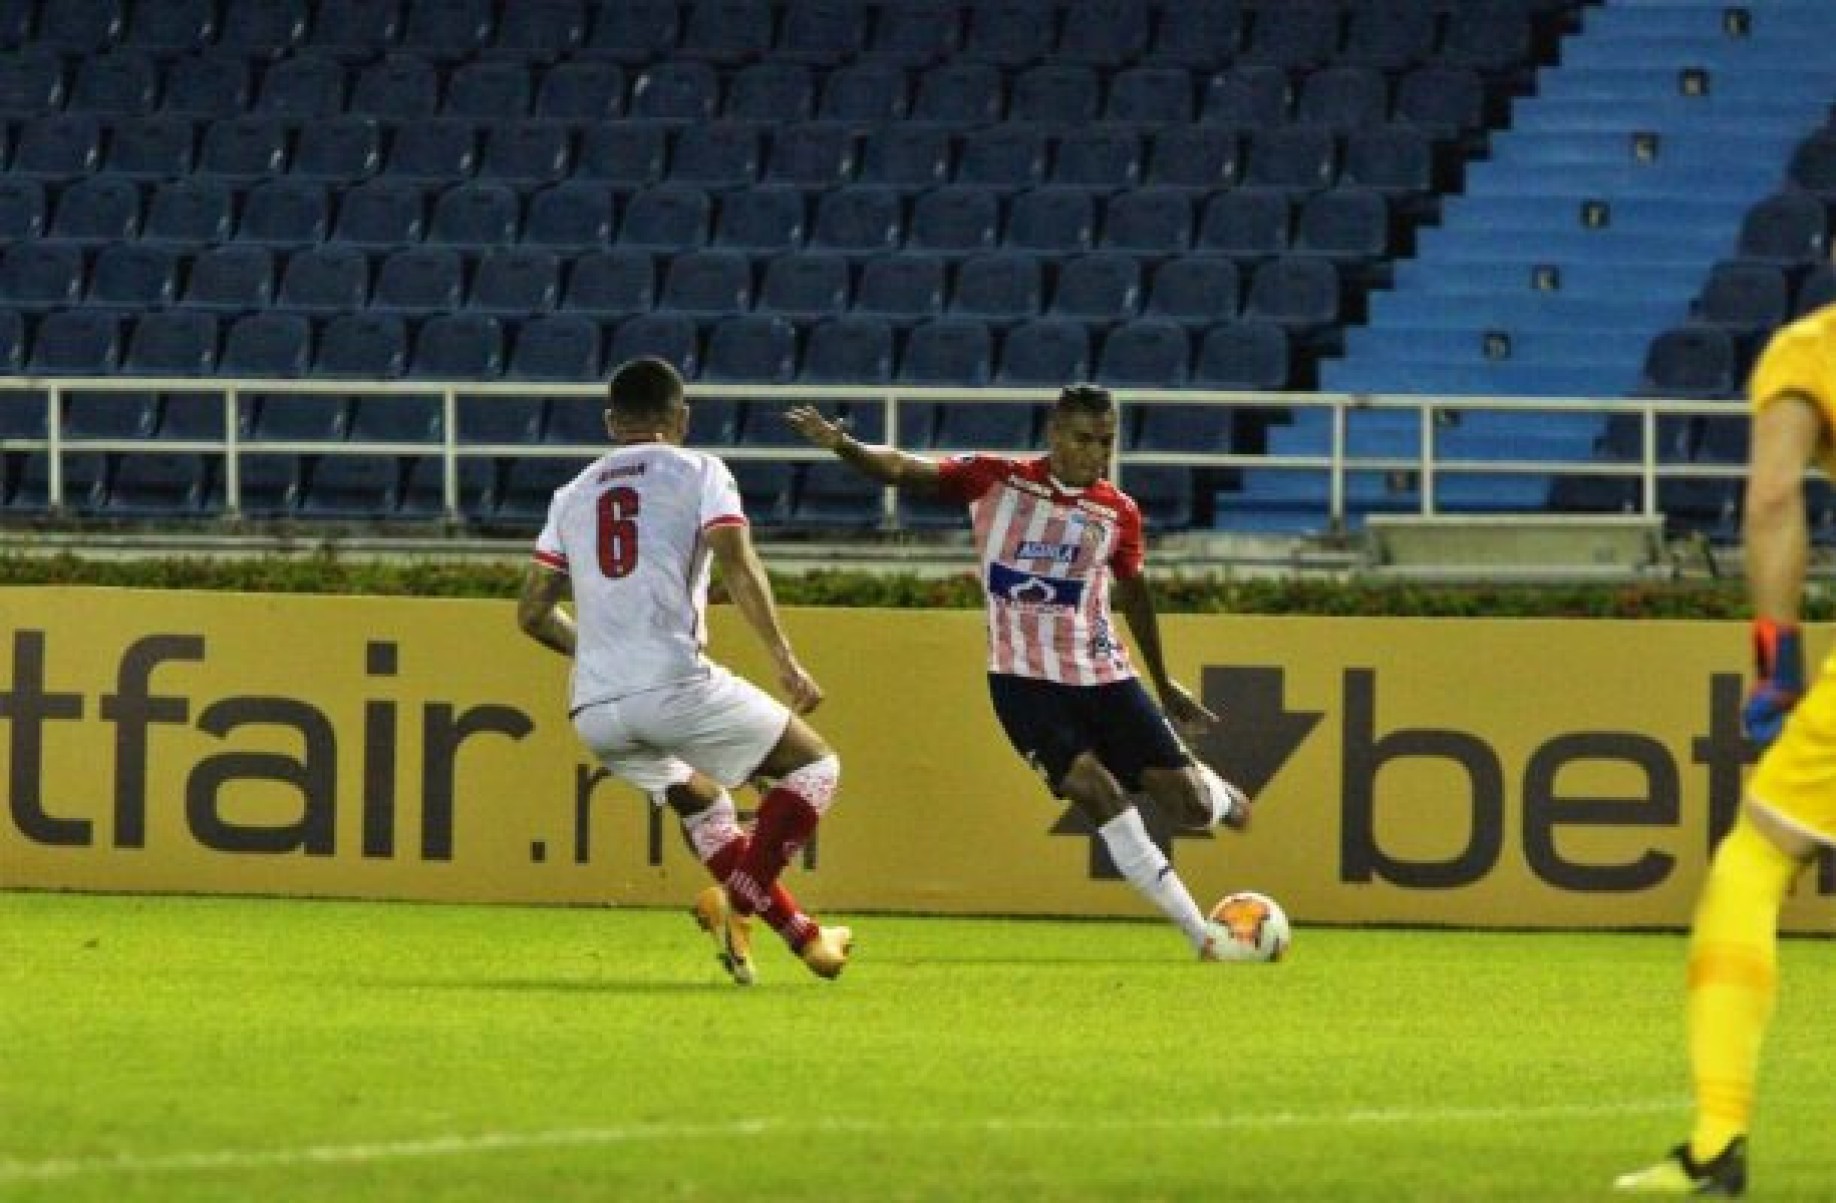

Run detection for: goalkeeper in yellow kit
[[1615, 308, 1836, 1196]]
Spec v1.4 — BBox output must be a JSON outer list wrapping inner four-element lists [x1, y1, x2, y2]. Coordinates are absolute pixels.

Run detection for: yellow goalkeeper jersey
[[1748, 303, 1836, 477]]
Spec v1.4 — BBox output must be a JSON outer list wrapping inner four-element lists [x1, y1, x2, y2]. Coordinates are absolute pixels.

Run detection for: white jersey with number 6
[[532, 442, 748, 711]]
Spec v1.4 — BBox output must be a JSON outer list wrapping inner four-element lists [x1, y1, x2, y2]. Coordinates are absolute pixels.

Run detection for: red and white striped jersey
[[936, 454, 1145, 685], [532, 442, 747, 709]]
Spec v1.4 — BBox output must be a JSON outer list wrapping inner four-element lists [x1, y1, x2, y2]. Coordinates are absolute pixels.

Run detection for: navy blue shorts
[[986, 672, 1189, 796]]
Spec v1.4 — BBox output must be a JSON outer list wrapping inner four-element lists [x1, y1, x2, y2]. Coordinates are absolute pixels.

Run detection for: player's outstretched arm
[[1113, 573, 1217, 736], [516, 563, 577, 657], [785, 405, 945, 492], [706, 523, 824, 714]]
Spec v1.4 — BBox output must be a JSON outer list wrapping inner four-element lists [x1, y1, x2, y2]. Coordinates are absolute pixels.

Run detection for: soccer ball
[[1205, 891, 1291, 963]]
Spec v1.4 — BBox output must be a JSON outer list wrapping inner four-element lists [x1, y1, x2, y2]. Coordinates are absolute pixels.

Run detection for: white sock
[[1098, 807, 1211, 951]]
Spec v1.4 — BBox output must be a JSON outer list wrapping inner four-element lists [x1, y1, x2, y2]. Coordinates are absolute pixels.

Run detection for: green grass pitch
[[4, 891, 1834, 1202]]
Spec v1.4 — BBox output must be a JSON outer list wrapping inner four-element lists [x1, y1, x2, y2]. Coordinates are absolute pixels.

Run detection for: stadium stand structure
[[0, 0, 1830, 545]]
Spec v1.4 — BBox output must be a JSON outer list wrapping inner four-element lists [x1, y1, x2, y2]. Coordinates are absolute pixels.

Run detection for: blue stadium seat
[[869, 0, 960, 64], [1637, 325, 1738, 399], [218, 0, 308, 53], [1340, 127, 1435, 203], [1202, 65, 1289, 127], [629, 60, 719, 122], [951, 252, 1042, 323], [347, 393, 441, 443], [290, 116, 382, 183], [1100, 188, 1192, 254], [459, 390, 545, 441], [0, 179, 44, 240], [608, 312, 700, 378], [575, 122, 668, 187], [470, 248, 562, 315], [103, 115, 196, 178], [72, 51, 158, 115], [958, 126, 1048, 193], [37, 0, 125, 54], [197, 116, 288, 181], [0, 242, 86, 310], [618, 185, 711, 249], [13, 114, 103, 179], [32, 312, 120, 376], [525, 181, 616, 250], [127, 0, 217, 52], [305, 0, 401, 56], [779, 0, 867, 65], [792, 461, 884, 529], [1148, 0, 1242, 68], [1133, 402, 1233, 452], [1097, 320, 1190, 387], [1053, 127, 1143, 192], [155, 392, 227, 440], [371, 246, 463, 313], [144, 177, 234, 245], [535, 60, 625, 120], [1242, 125, 1339, 195], [256, 52, 345, 118], [49, 174, 141, 244], [1239, 0, 1338, 70], [660, 249, 753, 316], [1439, 0, 1532, 73], [912, 61, 1005, 122], [220, 313, 312, 378], [713, 186, 806, 251], [860, 124, 953, 190], [1340, 0, 1435, 70], [1696, 260, 1790, 341], [493, 455, 592, 523], [1145, 257, 1240, 325], [763, 121, 858, 189], [899, 318, 993, 385], [1106, 66, 1194, 125], [909, 187, 1001, 254], [0, 49, 65, 111], [934, 400, 1041, 450], [799, 317, 893, 384], [722, 461, 790, 525], [1242, 256, 1342, 343], [384, 119, 478, 183], [276, 245, 370, 314], [87, 242, 179, 310], [1058, 0, 1150, 66], [1737, 192, 1826, 265], [349, 54, 438, 118], [218, 453, 300, 517], [106, 452, 210, 515], [1009, 64, 1098, 125], [962, 0, 1055, 67], [300, 455, 402, 519], [818, 61, 909, 122], [1797, 262, 1836, 317], [1392, 65, 1485, 141], [445, 60, 531, 119], [996, 318, 1090, 385], [1049, 253, 1142, 322], [728, 61, 815, 121], [586, 0, 680, 60], [811, 186, 903, 254], [563, 249, 656, 317], [679, 0, 773, 63], [1786, 129, 1836, 197], [429, 182, 520, 245], [496, 0, 587, 55], [332, 179, 426, 247], [0, 0, 28, 47], [314, 312, 407, 379], [236, 179, 331, 246], [400, 454, 495, 520], [1121, 465, 1194, 531], [10, 452, 110, 514], [479, 123, 571, 186], [123, 312, 218, 375], [670, 123, 762, 189], [506, 314, 600, 382], [63, 389, 155, 439], [159, 52, 249, 117], [1197, 188, 1291, 261], [543, 395, 608, 443], [1294, 66, 1389, 131], [855, 254, 946, 323], [1292, 187, 1391, 276], [1005, 189, 1096, 254], [702, 315, 798, 383]]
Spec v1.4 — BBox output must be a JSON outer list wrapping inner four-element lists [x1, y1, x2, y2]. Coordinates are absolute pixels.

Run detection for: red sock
[[703, 828, 817, 950]]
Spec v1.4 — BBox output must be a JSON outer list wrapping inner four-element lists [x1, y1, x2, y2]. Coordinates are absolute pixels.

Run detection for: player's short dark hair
[[1055, 382, 1114, 417], [607, 357, 685, 421]]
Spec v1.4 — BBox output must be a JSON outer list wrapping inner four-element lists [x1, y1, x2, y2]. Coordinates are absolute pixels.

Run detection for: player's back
[[541, 441, 745, 705]]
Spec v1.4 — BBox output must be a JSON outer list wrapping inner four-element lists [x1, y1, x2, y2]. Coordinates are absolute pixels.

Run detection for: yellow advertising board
[[2, 586, 1832, 933]]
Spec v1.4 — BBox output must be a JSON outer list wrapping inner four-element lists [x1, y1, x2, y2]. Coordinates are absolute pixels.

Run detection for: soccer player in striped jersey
[[517, 357, 853, 985], [1616, 306, 1836, 1196], [788, 384, 1254, 961]]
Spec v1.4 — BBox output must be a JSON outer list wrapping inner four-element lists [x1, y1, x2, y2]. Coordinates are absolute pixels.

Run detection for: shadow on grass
[[357, 977, 735, 995]]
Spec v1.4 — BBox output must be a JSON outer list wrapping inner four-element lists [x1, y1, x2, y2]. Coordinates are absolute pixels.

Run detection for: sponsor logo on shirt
[[988, 562, 1085, 610], [1015, 540, 1078, 564]]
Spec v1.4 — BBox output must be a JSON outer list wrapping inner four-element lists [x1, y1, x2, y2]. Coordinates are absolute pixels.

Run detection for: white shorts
[[572, 665, 791, 802]]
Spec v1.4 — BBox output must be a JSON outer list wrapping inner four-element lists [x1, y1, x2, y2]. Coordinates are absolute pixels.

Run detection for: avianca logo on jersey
[[1015, 540, 1079, 564], [988, 562, 1086, 609]]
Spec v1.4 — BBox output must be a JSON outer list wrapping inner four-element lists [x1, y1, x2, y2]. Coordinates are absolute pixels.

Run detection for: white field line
[[0, 1098, 1684, 1185]]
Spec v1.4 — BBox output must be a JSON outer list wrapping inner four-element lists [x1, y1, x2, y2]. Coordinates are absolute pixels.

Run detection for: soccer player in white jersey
[[517, 357, 853, 985], [787, 384, 1254, 961]]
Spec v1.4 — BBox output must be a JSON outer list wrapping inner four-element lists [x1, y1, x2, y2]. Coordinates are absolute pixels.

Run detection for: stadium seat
[[404, 0, 497, 58], [713, 187, 806, 252], [629, 60, 719, 122], [1736, 192, 1826, 265], [86, 242, 179, 310], [236, 179, 330, 246], [371, 246, 464, 313], [218, 453, 299, 516], [909, 187, 1001, 254], [679, 0, 774, 63], [400, 454, 495, 520], [1240, 0, 1339, 70], [1009, 64, 1099, 125], [0, 179, 45, 240], [197, 116, 289, 182], [332, 179, 426, 248], [1058, 0, 1150, 67], [702, 315, 798, 383], [103, 115, 196, 179], [1392, 65, 1486, 142], [0, 242, 86, 310], [1053, 127, 1144, 192], [458, 390, 546, 441], [1197, 188, 1291, 261], [276, 245, 370, 314], [1132, 402, 1232, 452], [1106, 65, 1194, 125], [291, 117, 383, 183], [1292, 187, 1391, 275], [1049, 253, 1142, 322], [1242, 125, 1339, 195], [524, 182, 616, 250], [799, 317, 894, 384], [951, 252, 1043, 323], [429, 182, 520, 246], [727, 61, 816, 121], [37, 0, 125, 54], [911, 61, 1004, 122], [495, 0, 587, 55], [347, 393, 442, 443], [726, 461, 793, 526], [0, 48, 59, 109], [305, 0, 401, 56], [300, 454, 402, 520], [1796, 262, 1836, 317], [1145, 258, 1241, 325], [49, 174, 141, 244], [1202, 65, 1289, 127], [1194, 318, 1290, 390], [607, 312, 701, 378], [256, 52, 346, 118], [869, 0, 959, 62], [62, 388, 154, 438], [313, 312, 407, 379], [144, 177, 234, 245], [618, 185, 711, 250], [899, 318, 993, 385], [1294, 66, 1389, 131], [854, 254, 946, 323], [1149, 0, 1242, 68], [1439, 0, 1533, 73], [1339, 0, 1435, 70], [1005, 189, 1096, 254], [818, 61, 909, 122], [12, 114, 103, 179], [576, 122, 668, 187], [155, 391, 227, 440], [1100, 188, 1193, 254], [958, 127, 1049, 193], [1243, 256, 1343, 344], [412, 313, 503, 379], [445, 60, 531, 119], [470, 248, 562, 315], [159, 53, 249, 119], [934, 400, 1041, 450], [996, 318, 1090, 385], [1637, 325, 1738, 399], [106, 453, 211, 515], [534, 60, 625, 121], [72, 51, 158, 115], [1786, 129, 1836, 197], [1097, 320, 1191, 387], [811, 187, 904, 254], [349, 55, 439, 118], [962, 0, 1054, 67], [669, 123, 762, 189], [1121, 465, 1194, 531], [384, 120, 478, 184], [660, 249, 753, 316], [764, 122, 858, 189], [586, 0, 679, 60], [478, 124, 571, 186], [563, 249, 656, 317], [220, 313, 311, 378], [491, 454, 591, 523], [758, 253, 851, 319], [250, 389, 346, 440], [505, 314, 600, 382], [860, 125, 953, 190], [792, 461, 884, 529], [123, 312, 217, 375], [781, 0, 868, 64], [10, 452, 110, 515], [127, 0, 217, 52], [1695, 261, 1790, 341], [1340, 127, 1435, 205]]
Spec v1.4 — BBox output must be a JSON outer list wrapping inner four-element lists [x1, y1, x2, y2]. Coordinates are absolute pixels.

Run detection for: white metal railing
[[0, 377, 1749, 533]]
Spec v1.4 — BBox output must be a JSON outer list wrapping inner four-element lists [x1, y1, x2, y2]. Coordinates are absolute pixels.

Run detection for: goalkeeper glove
[[1742, 618, 1805, 747]]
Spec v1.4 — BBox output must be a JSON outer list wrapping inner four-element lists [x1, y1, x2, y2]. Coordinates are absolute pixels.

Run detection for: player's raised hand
[[776, 653, 825, 714], [1161, 680, 1219, 736], [785, 405, 848, 450]]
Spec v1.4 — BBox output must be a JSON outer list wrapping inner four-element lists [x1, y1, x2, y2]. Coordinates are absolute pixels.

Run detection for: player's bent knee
[[780, 753, 841, 815]]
